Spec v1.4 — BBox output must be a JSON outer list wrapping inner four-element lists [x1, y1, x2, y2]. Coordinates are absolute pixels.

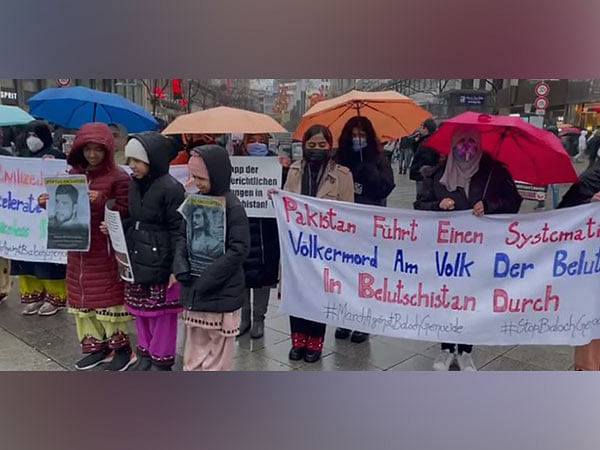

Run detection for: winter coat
[[559, 159, 600, 208], [335, 145, 395, 206], [284, 159, 354, 202], [20, 121, 66, 159], [414, 153, 522, 214], [409, 135, 439, 182], [124, 132, 185, 285], [65, 123, 130, 310], [244, 217, 280, 288], [174, 145, 250, 313], [9, 128, 67, 281]]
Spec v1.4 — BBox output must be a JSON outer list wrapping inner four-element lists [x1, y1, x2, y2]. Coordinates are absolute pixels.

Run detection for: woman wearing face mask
[[237, 133, 281, 339], [414, 125, 522, 371], [10, 121, 67, 317], [333, 116, 395, 344], [283, 125, 354, 363], [22, 120, 66, 159]]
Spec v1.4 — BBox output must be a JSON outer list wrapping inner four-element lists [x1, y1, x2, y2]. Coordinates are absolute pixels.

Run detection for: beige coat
[[283, 160, 354, 202]]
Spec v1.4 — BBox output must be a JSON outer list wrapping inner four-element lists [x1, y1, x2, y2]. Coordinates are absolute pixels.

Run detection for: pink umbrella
[[426, 112, 578, 186]]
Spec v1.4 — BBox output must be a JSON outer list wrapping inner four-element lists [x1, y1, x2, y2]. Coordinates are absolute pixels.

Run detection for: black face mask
[[304, 149, 329, 163]]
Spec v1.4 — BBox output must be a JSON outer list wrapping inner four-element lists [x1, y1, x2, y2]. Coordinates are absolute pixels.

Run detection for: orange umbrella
[[293, 90, 432, 145], [162, 106, 287, 135]]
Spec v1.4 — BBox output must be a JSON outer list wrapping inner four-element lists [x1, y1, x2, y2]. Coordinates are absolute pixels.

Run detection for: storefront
[[572, 103, 600, 130]]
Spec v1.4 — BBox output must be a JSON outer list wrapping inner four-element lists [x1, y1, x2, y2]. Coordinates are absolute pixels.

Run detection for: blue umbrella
[[0, 105, 34, 126], [27, 87, 158, 132]]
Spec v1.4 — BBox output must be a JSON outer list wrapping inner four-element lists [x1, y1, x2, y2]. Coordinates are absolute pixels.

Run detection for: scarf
[[439, 127, 483, 198]]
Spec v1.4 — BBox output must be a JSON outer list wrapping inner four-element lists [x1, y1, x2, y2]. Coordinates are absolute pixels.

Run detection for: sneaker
[[105, 347, 137, 371], [456, 352, 477, 371], [22, 301, 44, 315], [433, 349, 455, 371], [38, 302, 60, 316], [75, 350, 113, 370]]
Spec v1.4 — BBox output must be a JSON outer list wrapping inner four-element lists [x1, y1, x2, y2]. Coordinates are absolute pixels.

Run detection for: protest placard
[[178, 195, 226, 277], [45, 175, 90, 251], [515, 181, 547, 201], [104, 200, 134, 283], [0, 156, 68, 263], [230, 156, 282, 218], [273, 190, 600, 346]]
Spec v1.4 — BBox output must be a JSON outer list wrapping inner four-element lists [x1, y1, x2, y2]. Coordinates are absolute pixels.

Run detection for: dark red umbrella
[[558, 127, 581, 136], [425, 112, 578, 186]]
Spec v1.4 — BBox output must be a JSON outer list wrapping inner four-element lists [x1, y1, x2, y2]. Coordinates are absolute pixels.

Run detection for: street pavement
[[0, 159, 588, 371]]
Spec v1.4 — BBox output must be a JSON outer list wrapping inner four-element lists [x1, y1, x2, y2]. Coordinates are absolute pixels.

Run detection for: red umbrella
[[425, 112, 579, 186]]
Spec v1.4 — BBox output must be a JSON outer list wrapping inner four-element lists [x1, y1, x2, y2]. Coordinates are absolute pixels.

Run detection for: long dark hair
[[335, 116, 380, 164]]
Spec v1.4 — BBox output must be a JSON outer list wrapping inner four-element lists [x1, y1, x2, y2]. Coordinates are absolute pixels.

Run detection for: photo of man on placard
[[47, 180, 90, 251]]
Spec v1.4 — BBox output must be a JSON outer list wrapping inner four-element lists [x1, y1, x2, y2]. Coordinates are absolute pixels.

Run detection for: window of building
[[461, 79, 474, 90]]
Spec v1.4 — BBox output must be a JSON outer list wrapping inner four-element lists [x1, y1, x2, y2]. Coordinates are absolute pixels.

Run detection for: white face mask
[[26, 136, 44, 153]]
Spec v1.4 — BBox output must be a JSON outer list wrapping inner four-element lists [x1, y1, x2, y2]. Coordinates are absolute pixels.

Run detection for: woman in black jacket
[[10, 120, 67, 317], [334, 116, 395, 344], [238, 133, 281, 339], [174, 145, 250, 371], [414, 125, 522, 371], [119, 132, 186, 371]]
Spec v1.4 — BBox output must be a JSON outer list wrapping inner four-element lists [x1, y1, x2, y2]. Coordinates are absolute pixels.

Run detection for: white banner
[[230, 156, 282, 218], [104, 202, 134, 283], [273, 190, 600, 346], [0, 156, 68, 264]]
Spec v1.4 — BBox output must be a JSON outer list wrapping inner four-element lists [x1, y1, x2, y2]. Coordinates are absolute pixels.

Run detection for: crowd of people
[[1, 113, 600, 372]]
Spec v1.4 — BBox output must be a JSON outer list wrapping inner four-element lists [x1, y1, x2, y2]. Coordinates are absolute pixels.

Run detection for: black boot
[[335, 328, 351, 339], [350, 331, 369, 343], [251, 321, 265, 339], [289, 333, 306, 361], [304, 336, 324, 363], [251, 288, 269, 339]]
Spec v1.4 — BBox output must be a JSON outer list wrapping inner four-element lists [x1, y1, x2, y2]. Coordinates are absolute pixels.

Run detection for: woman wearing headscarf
[[414, 125, 522, 371], [333, 116, 395, 344], [10, 121, 67, 316]]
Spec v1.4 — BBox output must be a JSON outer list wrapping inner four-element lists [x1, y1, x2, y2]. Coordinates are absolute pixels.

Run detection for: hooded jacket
[[21, 121, 66, 159], [174, 145, 250, 313], [124, 132, 185, 285], [65, 123, 130, 309], [414, 153, 522, 214]]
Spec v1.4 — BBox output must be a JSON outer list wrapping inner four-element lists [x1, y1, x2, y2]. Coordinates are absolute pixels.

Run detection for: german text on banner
[[0, 156, 67, 264], [273, 190, 600, 345], [230, 156, 282, 218]]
